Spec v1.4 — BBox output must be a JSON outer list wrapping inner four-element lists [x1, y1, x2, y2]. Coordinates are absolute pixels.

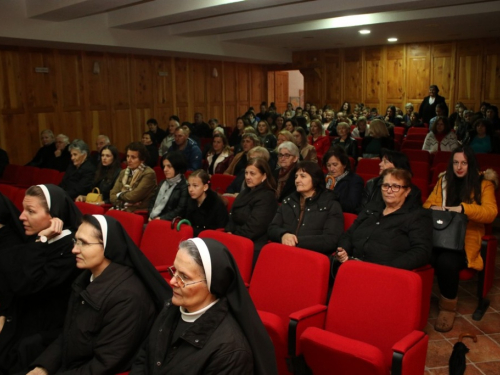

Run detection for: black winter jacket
[[130, 298, 253, 375], [338, 200, 432, 270], [359, 175, 422, 214], [34, 263, 156, 374], [59, 159, 96, 200], [225, 183, 278, 252], [148, 176, 189, 221], [268, 189, 343, 255], [186, 189, 229, 236], [333, 172, 364, 214], [331, 137, 358, 160]]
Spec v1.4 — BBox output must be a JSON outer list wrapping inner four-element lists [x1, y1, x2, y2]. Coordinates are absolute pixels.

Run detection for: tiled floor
[[424, 224, 500, 374]]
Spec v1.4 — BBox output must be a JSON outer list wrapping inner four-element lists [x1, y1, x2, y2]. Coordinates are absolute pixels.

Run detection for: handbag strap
[[92, 187, 101, 194]]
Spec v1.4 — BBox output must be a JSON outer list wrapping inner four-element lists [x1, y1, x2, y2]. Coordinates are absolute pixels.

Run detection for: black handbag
[[431, 210, 468, 252]]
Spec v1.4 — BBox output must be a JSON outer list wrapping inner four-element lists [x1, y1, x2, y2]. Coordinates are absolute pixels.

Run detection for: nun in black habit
[[130, 237, 278, 375], [0, 192, 25, 247], [28, 215, 172, 375], [0, 185, 82, 374]]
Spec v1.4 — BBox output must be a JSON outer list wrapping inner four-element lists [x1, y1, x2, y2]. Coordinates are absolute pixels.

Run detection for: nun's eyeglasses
[[72, 238, 103, 248], [167, 266, 206, 288]]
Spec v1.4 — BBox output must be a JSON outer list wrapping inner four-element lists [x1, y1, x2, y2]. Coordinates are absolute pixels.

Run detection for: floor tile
[[464, 313, 500, 335], [476, 360, 500, 374], [449, 335, 500, 363], [426, 340, 454, 368], [424, 320, 445, 341], [458, 296, 483, 315], [440, 316, 483, 339]]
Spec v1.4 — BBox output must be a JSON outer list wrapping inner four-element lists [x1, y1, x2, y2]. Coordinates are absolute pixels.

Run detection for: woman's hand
[[429, 205, 446, 211], [38, 218, 63, 240], [26, 367, 48, 375], [75, 195, 86, 202], [282, 233, 298, 247], [0, 315, 5, 333], [336, 247, 349, 263]]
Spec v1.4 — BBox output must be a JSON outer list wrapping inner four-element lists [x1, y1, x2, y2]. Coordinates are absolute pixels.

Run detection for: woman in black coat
[[75, 145, 121, 204], [418, 84, 448, 124], [185, 170, 229, 235], [268, 161, 344, 255], [360, 148, 422, 213], [330, 122, 358, 160], [148, 152, 189, 222], [225, 157, 278, 263], [0, 185, 82, 373], [273, 141, 299, 203], [324, 148, 364, 214], [337, 168, 432, 270], [59, 139, 96, 200], [29, 215, 170, 375]]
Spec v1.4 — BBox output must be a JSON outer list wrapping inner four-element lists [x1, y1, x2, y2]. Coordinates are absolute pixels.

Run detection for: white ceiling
[[0, 0, 498, 63]]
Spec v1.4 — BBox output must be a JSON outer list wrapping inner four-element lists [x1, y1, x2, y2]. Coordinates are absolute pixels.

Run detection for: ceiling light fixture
[[388, 37, 398, 42], [359, 29, 371, 35]]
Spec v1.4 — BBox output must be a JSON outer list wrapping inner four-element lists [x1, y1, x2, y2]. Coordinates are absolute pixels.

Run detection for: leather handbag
[[431, 210, 468, 252], [86, 187, 103, 205]]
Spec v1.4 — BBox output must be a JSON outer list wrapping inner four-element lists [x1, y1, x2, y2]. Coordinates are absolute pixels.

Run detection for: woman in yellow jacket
[[424, 145, 498, 332]]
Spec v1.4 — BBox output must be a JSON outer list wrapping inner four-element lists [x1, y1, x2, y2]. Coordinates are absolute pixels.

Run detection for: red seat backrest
[[343, 212, 357, 232], [249, 243, 330, 319], [402, 149, 431, 164], [0, 164, 21, 184], [326, 261, 422, 369], [75, 202, 106, 216], [356, 158, 380, 175], [211, 174, 236, 194], [105, 210, 144, 246], [407, 127, 429, 135], [199, 230, 253, 286], [410, 161, 430, 182], [15, 166, 38, 188], [140, 220, 193, 268], [0, 183, 19, 201]]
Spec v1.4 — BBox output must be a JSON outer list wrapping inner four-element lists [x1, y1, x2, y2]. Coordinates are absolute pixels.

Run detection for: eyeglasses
[[278, 153, 293, 159], [72, 238, 103, 248], [167, 266, 206, 288], [381, 183, 408, 192]]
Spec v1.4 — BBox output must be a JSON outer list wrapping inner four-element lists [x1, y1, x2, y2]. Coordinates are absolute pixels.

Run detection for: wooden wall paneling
[[90, 110, 112, 147], [364, 47, 384, 111], [385, 45, 405, 110], [57, 51, 84, 112], [131, 56, 154, 143], [207, 60, 223, 123], [406, 44, 430, 112], [153, 57, 175, 129], [24, 48, 58, 112], [223, 62, 238, 126], [59, 111, 88, 142], [267, 71, 275, 109], [274, 71, 289, 113], [2, 114, 30, 164], [0, 47, 25, 114], [324, 51, 341, 108], [237, 63, 250, 116], [431, 43, 455, 107], [174, 58, 191, 123], [483, 41, 500, 107], [250, 65, 266, 111], [83, 52, 108, 111], [301, 68, 322, 106], [455, 41, 483, 111], [192, 59, 207, 118], [107, 54, 133, 151], [342, 49, 362, 105]]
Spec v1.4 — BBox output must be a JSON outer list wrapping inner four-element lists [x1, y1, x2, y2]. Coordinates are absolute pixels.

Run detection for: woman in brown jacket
[[110, 142, 157, 212]]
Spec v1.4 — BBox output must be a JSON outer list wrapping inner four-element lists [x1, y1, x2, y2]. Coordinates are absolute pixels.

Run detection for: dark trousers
[[432, 249, 467, 299]]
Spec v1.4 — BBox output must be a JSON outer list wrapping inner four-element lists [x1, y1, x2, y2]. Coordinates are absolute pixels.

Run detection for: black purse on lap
[[431, 210, 468, 252]]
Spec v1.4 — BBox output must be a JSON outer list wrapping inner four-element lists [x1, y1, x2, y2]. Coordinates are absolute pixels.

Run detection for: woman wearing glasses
[[273, 141, 300, 203], [337, 168, 432, 270], [424, 146, 498, 332], [28, 215, 170, 375], [130, 238, 277, 375], [0, 184, 82, 373], [268, 161, 343, 255]]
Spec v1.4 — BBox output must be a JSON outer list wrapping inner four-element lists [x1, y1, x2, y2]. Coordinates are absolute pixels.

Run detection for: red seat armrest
[[288, 304, 327, 356]]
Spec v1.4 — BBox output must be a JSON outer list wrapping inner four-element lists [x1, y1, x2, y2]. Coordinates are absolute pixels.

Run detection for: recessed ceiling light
[[388, 37, 398, 42], [359, 29, 370, 35]]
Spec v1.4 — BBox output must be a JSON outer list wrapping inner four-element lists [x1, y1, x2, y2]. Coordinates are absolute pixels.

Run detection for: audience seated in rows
[[422, 116, 459, 154], [330, 122, 358, 160]]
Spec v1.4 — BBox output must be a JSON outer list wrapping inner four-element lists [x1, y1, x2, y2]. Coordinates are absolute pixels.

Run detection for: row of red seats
[[0, 165, 64, 188]]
